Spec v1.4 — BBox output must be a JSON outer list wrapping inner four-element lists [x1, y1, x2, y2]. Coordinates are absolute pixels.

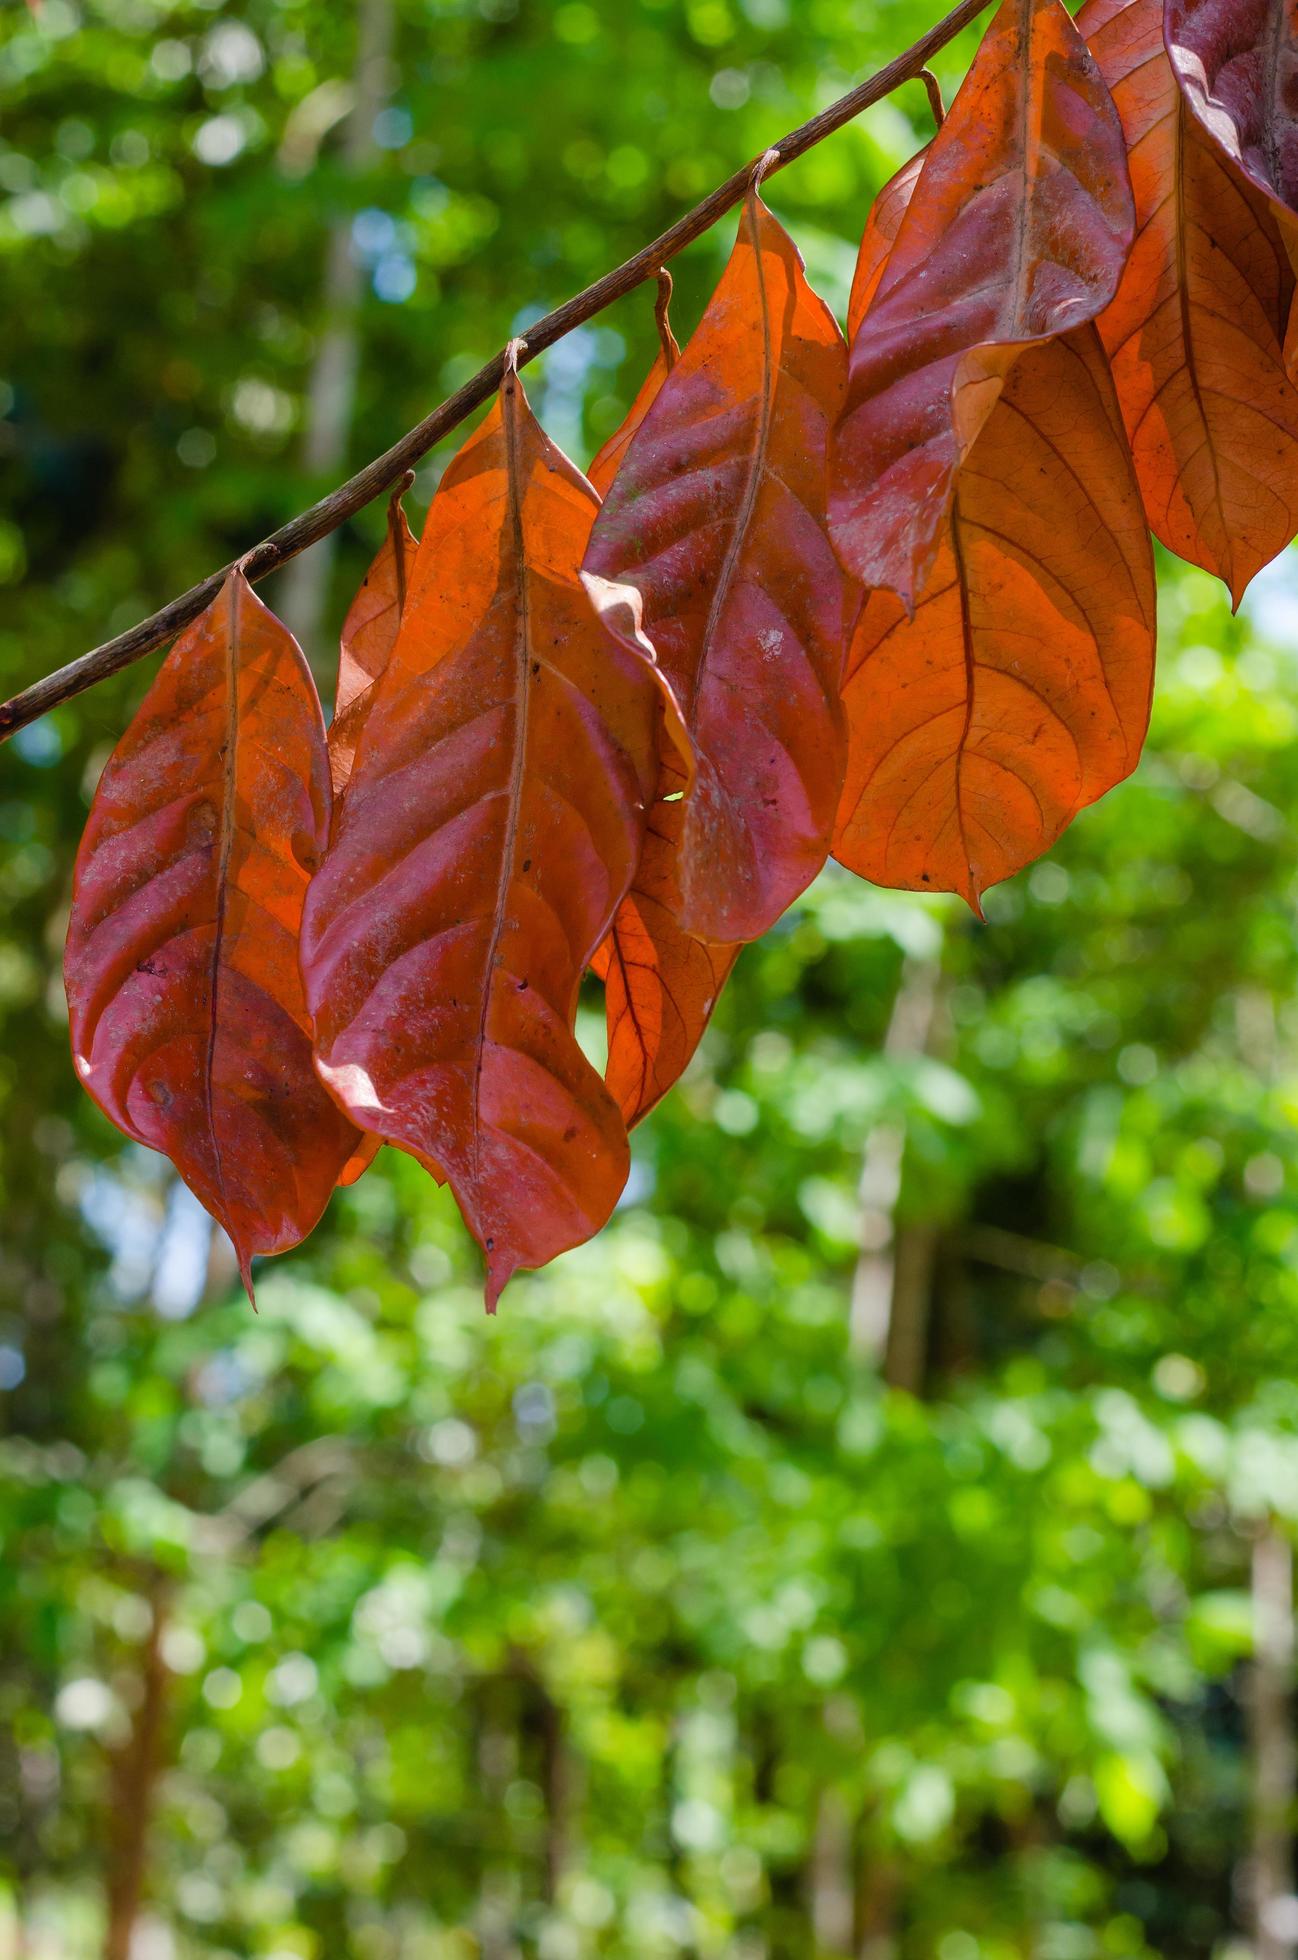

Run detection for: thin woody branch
[[0, 0, 991, 743]]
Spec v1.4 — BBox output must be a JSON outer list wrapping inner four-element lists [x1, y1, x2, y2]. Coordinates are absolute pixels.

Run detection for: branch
[[0, 0, 991, 743]]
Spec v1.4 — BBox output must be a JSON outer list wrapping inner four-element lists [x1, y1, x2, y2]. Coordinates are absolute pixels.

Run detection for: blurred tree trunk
[[1250, 1522, 1296, 1960], [277, 0, 395, 664], [538, 1688, 573, 1905], [850, 955, 941, 1389], [810, 1787, 853, 1954], [855, 1848, 899, 1960], [102, 1583, 169, 1960]]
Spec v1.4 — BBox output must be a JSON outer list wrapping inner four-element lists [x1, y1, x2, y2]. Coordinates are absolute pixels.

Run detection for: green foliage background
[[3, 0, 1298, 1954]]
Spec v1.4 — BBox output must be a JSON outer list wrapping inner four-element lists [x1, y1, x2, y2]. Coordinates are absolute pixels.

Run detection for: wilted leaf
[[830, 0, 1153, 907], [835, 330, 1156, 908], [588, 275, 680, 500], [1164, 0, 1298, 227], [846, 149, 925, 343], [590, 752, 740, 1127], [64, 570, 361, 1297], [587, 285, 739, 1125], [301, 357, 668, 1308], [830, 0, 1135, 607], [329, 473, 419, 800], [1083, 0, 1298, 601], [584, 182, 850, 945]]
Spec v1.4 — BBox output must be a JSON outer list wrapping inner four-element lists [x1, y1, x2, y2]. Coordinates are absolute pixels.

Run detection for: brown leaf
[[1164, 0, 1298, 215], [300, 359, 670, 1309], [588, 279, 680, 499], [585, 288, 738, 1124], [64, 570, 361, 1298], [1082, 0, 1298, 601], [830, 0, 1135, 608], [846, 150, 926, 344], [329, 475, 419, 799], [584, 184, 850, 946], [834, 329, 1155, 909], [591, 752, 739, 1127]]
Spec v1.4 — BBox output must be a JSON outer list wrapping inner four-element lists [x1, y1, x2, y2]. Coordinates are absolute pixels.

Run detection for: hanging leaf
[[588, 271, 680, 499], [590, 750, 740, 1128], [831, 0, 1135, 607], [846, 150, 926, 343], [324, 474, 423, 1190], [830, 0, 1153, 908], [585, 280, 739, 1123], [584, 178, 851, 946], [1164, 0, 1298, 225], [329, 472, 419, 800], [301, 353, 670, 1309], [1080, 0, 1298, 601], [64, 570, 361, 1298], [834, 329, 1156, 909]]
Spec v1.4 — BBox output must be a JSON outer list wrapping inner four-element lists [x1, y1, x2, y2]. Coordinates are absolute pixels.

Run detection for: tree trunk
[[1250, 1522, 1296, 1960], [277, 0, 395, 661], [103, 1587, 169, 1960], [810, 1788, 855, 1954]]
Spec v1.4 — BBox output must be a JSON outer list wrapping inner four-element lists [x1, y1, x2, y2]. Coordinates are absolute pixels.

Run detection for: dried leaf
[[585, 289, 738, 1123], [64, 570, 361, 1297], [591, 752, 739, 1127], [834, 329, 1155, 909], [301, 361, 668, 1308], [846, 150, 926, 343], [588, 284, 679, 499], [330, 477, 419, 799], [830, 0, 1135, 607], [1081, 0, 1298, 601], [584, 185, 850, 946], [1164, 0, 1298, 217]]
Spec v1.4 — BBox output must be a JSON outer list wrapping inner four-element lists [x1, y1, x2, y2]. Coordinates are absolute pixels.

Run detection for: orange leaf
[[329, 475, 419, 799], [834, 329, 1155, 909], [1081, 0, 1298, 601], [584, 185, 850, 946], [830, 0, 1135, 608], [300, 360, 669, 1309], [593, 752, 739, 1128], [64, 570, 361, 1299]]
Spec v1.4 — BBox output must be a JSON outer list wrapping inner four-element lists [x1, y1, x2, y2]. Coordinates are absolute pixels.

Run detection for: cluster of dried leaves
[[63, 0, 1298, 1304]]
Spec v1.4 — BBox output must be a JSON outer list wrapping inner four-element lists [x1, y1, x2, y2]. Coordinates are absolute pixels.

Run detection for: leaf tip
[[237, 1252, 258, 1310], [483, 1243, 516, 1314]]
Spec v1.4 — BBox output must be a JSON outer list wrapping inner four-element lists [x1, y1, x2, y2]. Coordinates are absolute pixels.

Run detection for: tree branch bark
[[0, 0, 990, 742]]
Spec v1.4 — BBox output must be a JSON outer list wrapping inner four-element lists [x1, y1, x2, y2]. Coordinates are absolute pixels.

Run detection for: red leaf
[[1165, 0, 1298, 219], [330, 476, 419, 800], [64, 570, 361, 1298], [300, 360, 670, 1309], [588, 287, 680, 500], [583, 185, 851, 945], [1083, 0, 1298, 601], [325, 476, 423, 1189], [830, 0, 1135, 608], [846, 150, 926, 344], [586, 290, 739, 1125], [1165, 0, 1298, 376]]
